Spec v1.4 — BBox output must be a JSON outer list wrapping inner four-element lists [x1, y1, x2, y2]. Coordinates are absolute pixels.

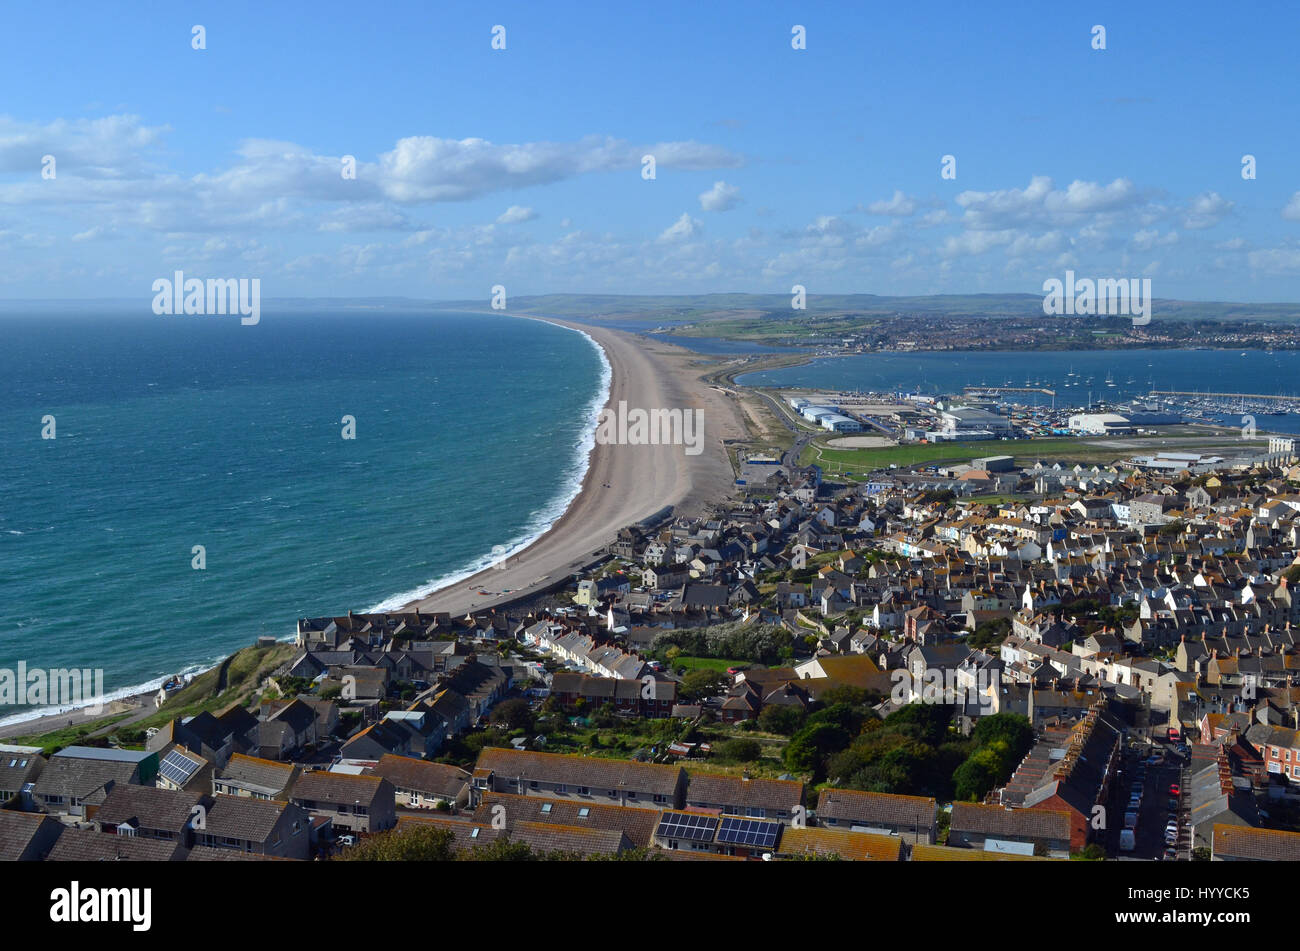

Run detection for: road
[[1108, 737, 1188, 860]]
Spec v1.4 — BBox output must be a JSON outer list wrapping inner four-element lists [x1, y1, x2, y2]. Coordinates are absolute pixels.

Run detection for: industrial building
[[819, 413, 863, 432], [941, 407, 1012, 434], [800, 405, 840, 424], [1069, 410, 1181, 435]]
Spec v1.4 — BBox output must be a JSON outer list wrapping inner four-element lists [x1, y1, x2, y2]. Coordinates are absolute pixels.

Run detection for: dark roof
[[473, 791, 661, 847], [216, 704, 260, 737], [203, 795, 298, 843], [950, 803, 1071, 841], [815, 788, 937, 826], [684, 773, 804, 813], [94, 784, 206, 834], [680, 583, 730, 608], [0, 749, 44, 793], [292, 771, 391, 808], [509, 821, 630, 857], [475, 749, 683, 796], [181, 711, 234, 749], [185, 845, 284, 861], [0, 810, 60, 861], [267, 699, 317, 733], [46, 827, 186, 862], [369, 756, 469, 799], [216, 753, 298, 795], [32, 756, 140, 802]]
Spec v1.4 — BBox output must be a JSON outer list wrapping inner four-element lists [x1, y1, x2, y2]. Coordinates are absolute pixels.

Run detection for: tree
[[340, 825, 456, 861], [717, 738, 762, 763], [969, 713, 1032, 755], [783, 722, 851, 777], [758, 704, 804, 736], [679, 669, 727, 703], [491, 698, 534, 732], [952, 746, 1005, 802], [460, 836, 543, 861]]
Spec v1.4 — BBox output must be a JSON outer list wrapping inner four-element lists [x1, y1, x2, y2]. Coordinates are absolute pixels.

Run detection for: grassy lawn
[[673, 655, 747, 672], [8, 713, 132, 752], [134, 642, 298, 731], [801, 437, 1093, 473]]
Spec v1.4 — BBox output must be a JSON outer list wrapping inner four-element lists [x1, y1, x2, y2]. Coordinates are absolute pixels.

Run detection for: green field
[[800, 437, 1093, 474], [672, 655, 747, 672]]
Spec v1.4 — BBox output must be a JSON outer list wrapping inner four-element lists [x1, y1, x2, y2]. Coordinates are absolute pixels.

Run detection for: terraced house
[[682, 773, 805, 823], [814, 788, 938, 844], [290, 771, 397, 834], [195, 795, 312, 859], [471, 748, 686, 810]]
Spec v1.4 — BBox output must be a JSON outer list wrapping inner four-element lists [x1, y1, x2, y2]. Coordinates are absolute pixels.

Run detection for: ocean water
[[738, 347, 1300, 434], [0, 307, 607, 724]]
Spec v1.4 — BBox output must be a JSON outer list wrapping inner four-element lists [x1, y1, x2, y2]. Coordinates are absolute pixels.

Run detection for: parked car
[[1168, 783, 1181, 796]]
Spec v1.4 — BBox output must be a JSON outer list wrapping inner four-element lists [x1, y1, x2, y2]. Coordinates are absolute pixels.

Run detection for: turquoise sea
[[0, 306, 607, 724]]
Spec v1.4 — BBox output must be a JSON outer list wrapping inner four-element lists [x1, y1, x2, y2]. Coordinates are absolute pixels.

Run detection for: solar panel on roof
[[716, 816, 781, 848], [159, 749, 201, 786], [654, 811, 718, 842]]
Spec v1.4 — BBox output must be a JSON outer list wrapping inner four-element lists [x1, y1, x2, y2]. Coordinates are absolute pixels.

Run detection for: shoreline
[[363, 317, 615, 613], [399, 314, 744, 617], [0, 312, 746, 738]]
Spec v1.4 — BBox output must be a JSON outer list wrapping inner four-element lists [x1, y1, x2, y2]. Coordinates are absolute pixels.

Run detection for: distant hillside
[[431, 293, 1300, 324]]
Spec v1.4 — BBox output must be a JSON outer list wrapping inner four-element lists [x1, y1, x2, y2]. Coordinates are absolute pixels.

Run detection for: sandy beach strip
[[403, 318, 743, 617]]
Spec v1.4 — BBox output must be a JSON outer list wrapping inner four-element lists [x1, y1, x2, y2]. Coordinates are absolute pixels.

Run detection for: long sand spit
[[404, 318, 744, 617]]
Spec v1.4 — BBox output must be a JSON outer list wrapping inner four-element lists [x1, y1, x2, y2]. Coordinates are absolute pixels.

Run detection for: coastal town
[[8, 394, 1300, 865]]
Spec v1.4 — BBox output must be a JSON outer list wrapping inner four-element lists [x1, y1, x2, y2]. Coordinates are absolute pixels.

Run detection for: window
[[578, 807, 590, 818], [530, 781, 539, 789], [576, 786, 588, 795], [540, 803, 552, 814], [627, 792, 637, 800], [654, 794, 666, 804]]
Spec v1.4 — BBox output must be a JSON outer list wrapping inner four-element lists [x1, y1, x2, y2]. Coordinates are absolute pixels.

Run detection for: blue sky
[[2, 0, 1298, 302]]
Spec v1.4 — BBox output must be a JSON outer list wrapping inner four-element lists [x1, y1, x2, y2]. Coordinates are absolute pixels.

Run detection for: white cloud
[[955, 176, 1140, 229], [861, 190, 917, 216], [1282, 192, 1300, 221], [659, 212, 701, 242], [1183, 192, 1232, 229], [497, 205, 538, 224], [378, 135, 741, 203], [699, 180, 741, 212], [0, 114, 169, 176]]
